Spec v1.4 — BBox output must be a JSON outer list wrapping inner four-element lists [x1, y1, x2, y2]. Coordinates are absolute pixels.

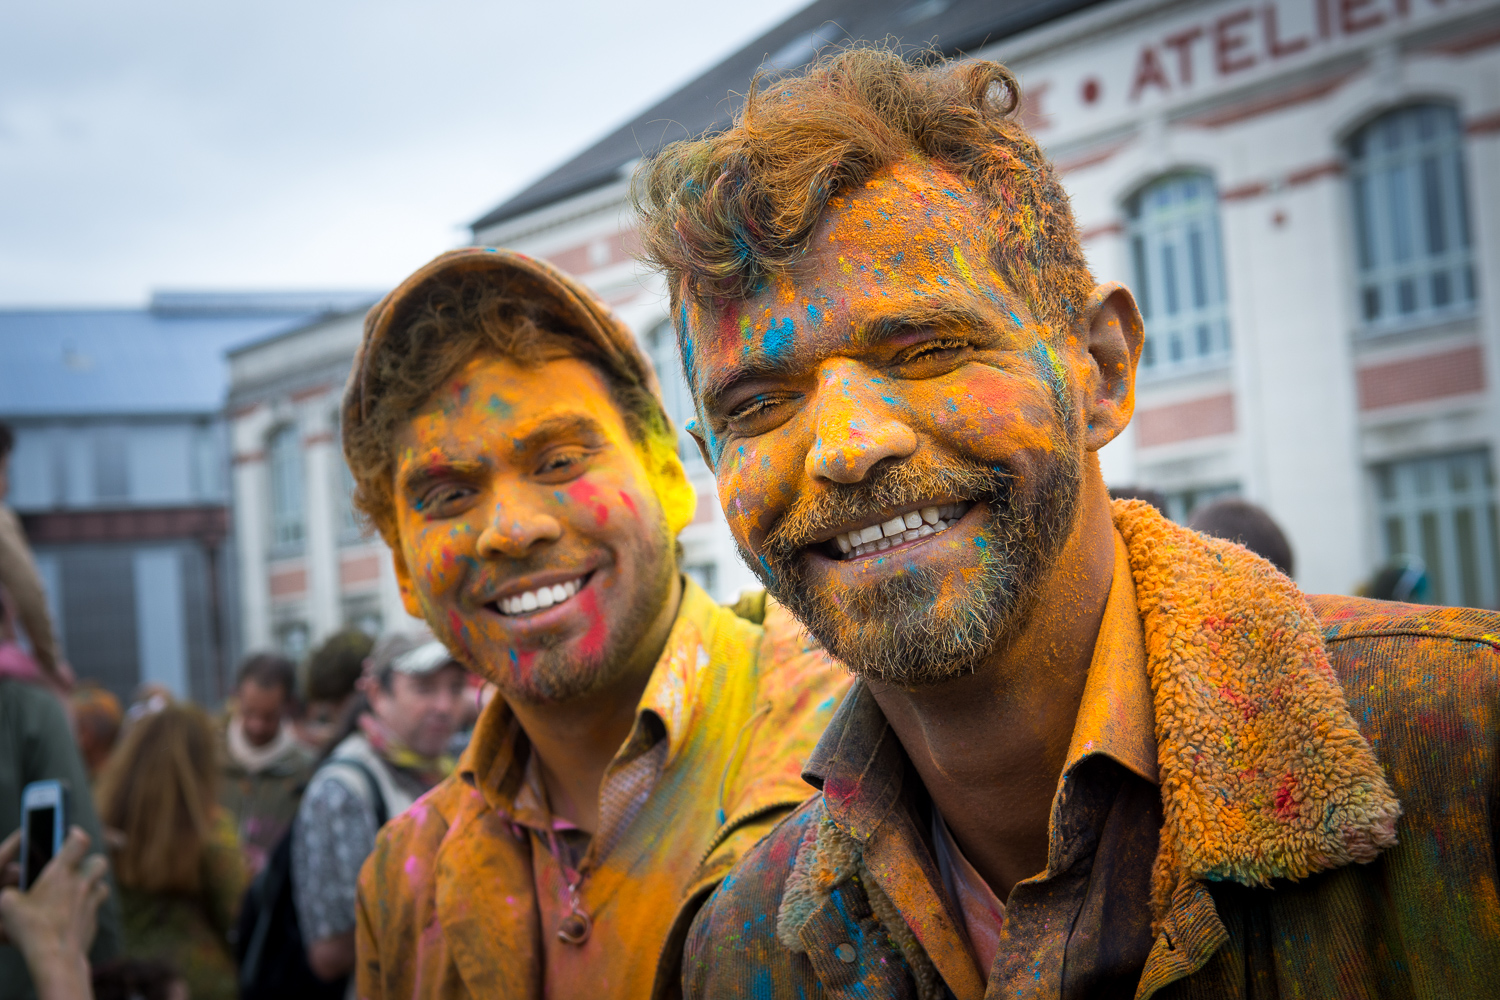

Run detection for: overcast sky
[[0, 0, 808, 306]]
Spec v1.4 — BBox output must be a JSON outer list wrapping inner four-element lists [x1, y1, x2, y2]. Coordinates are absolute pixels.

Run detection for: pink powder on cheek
[[618, 490, 638, 517], [566, 480, 610, 526], [574, 587, 608, 659]]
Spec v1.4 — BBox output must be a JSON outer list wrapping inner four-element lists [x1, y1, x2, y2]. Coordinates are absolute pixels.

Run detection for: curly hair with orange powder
[[343, 274, 670, 544], [633, 45, 1095, 333]]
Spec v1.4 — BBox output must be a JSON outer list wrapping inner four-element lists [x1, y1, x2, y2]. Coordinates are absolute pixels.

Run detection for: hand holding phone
[[19, 781, 69, 892], [0, 825, 110, 1000]]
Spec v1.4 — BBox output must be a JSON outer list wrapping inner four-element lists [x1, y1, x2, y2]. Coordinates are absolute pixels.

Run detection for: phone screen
[[24, 804, 56, 888]]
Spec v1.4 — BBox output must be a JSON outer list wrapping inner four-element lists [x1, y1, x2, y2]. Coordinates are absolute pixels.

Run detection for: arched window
[[1347, 103, 1475, 328], [267, 424, 304, 552], [1126, 172, 1231, 376]]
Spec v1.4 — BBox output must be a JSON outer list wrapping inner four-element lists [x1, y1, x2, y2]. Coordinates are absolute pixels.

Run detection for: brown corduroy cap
[[341, 246, 663, 448]]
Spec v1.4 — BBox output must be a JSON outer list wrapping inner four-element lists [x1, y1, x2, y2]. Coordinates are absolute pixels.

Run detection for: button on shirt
[[809, 529, 1164, 999]]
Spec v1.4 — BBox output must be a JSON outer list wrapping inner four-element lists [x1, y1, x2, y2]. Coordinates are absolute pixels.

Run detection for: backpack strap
[[326, 756, 390, 828]]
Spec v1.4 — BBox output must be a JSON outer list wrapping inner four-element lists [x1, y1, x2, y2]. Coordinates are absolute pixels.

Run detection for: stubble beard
[[456, 523, 678, 706], [745, 446, 1083, 687]]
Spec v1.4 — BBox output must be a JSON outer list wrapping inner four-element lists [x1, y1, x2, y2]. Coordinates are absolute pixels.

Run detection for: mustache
[[760, 458, 1015, 561]]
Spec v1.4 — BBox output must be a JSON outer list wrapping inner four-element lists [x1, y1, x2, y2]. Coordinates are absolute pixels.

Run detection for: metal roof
[[470, 0, 1109, 232], [0, 294, 374, 418]]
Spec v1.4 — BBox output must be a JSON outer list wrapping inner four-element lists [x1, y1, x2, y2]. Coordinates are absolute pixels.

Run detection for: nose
[[475, 498, 562, 559], [804, 361, 919, 484]]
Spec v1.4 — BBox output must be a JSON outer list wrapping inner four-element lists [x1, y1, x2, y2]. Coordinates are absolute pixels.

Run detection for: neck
[[507, 572, 683, 833], [866, 469, 1116, 899]]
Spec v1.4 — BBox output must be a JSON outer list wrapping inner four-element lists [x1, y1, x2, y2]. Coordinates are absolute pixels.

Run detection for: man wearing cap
[[292, 628, 467, 986], [344, 248, 847, 998]]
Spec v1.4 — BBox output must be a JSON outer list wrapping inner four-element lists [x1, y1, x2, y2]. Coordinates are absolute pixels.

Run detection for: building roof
[[0, 292, 377, 418], [470, 0, 1108, 233]]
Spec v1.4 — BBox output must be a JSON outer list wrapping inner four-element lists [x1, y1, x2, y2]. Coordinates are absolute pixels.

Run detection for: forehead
[[681, 160, 1007, 375], [408, 353, 624, 434]]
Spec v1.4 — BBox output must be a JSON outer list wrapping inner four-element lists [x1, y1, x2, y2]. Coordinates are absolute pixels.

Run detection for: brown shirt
[[925, 529, 1159, 993]]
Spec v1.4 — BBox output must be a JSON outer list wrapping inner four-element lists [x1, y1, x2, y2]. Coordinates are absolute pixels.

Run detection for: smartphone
[[19, 780, 69, 891]]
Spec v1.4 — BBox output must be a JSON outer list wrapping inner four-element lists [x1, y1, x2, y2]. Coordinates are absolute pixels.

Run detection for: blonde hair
[[95, 702, 218, 895]]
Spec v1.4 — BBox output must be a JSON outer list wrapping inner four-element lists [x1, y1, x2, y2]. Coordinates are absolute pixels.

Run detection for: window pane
[[1348, 103, 1476, 332], [1125, 172, 1229, 378], [1372, 450, 1499, 608]]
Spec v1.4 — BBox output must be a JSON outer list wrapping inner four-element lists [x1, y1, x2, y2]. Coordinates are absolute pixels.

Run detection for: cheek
[[405, 522, 478, 597], [913, 368, 1068, 462], [716, 425, 805, 547]]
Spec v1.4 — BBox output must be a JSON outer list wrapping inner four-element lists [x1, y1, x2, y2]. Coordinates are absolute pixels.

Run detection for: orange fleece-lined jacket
[[683, 501, 1500, 999], [354, 578, 850, 1000]]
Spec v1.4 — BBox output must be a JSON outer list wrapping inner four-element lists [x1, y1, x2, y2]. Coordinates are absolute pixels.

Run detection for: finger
[[0, 831, 18, 869], [79, 855, 109, 890], [52, 827, 92, 871]]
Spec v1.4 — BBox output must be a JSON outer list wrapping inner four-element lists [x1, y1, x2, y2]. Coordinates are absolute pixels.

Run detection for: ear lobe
[[1081, 282, 1144, 453]]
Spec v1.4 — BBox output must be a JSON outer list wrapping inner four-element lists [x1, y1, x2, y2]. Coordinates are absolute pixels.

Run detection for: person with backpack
[[291, 628, 465, 988]]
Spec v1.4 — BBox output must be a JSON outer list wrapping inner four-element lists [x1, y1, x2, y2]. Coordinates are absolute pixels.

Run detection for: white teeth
[[834, 502, 975, 560], [498, 577, 584, 616]]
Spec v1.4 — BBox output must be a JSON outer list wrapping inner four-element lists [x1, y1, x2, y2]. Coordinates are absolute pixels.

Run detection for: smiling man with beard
[[634, 47, 1500, 1000], [343, 249, 847, 1000]]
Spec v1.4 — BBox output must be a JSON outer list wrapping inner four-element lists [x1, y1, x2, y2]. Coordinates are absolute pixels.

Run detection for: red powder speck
[[567, 480, 610, 526], [618, 490, 638, 517], [575, 587, 608, 659]]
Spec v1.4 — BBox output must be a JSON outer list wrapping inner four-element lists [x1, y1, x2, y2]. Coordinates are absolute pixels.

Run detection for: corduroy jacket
[[683, 501, 1500, 999]]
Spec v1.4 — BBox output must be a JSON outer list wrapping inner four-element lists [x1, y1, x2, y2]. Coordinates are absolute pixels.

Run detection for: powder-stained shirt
[[355, 577, 851, 1000], [685, 500, 1500, 1000], [915, 530, 1160, 993]]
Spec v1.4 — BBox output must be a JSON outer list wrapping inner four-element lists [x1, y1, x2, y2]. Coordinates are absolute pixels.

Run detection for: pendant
[[557, 909, 592, 945]]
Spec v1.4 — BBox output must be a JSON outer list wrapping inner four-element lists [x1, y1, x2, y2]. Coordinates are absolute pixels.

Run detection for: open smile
[[820, 502, 974, 560], [490, 571, 594, 618]]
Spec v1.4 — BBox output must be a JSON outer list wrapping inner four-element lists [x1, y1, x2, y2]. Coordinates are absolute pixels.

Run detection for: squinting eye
[[729, 395, 781, 421], [900, 339, 967, 363]]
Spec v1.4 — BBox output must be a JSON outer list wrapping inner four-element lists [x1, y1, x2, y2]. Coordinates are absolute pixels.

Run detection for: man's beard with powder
[[743, 442, 1082, 687], [449, 521, 677, 705]]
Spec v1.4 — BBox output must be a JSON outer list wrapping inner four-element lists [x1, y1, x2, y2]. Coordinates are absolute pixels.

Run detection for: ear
[[1080, 282, 1144, 452], [685, 419, 715, 472], [641, 432, 697, 537], [390, 547, 427, 620]]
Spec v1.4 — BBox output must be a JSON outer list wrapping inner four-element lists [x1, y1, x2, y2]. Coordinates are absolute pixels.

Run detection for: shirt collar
[[1062, 529, 1157, 785], [458, 575, 723, 819], [806, 528, 1158, 838]]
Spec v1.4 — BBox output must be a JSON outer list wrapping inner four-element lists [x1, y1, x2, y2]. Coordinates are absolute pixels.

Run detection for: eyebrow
[[508, 413, 610, 455], [698, 301, 993, 417], [398, 414, 610, 498]]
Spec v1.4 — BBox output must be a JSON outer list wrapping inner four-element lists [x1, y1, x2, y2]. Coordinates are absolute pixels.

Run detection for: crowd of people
[[1, 606, 483, 999], [2, 41, 1497, 1000]]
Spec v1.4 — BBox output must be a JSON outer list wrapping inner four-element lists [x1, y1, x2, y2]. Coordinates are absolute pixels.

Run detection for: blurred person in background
[[0, 677, 120, 998], [1106, 485, 1169, 516], [1365, 555, 1432, 604], [68, 684, 123, 782], [293, 628, 372, 753], [91, 959, 187, 1000], [96, 701, 247, 1000], [0, 423, 67, 692], [0, 826, 111, 1000], [219, 653, 313, 876], [1188, 497, 1296, 577], [292, 628, 465, 986]]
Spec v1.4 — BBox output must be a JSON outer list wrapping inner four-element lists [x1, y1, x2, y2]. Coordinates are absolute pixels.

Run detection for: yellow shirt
[[355, 577, 850, 1000]]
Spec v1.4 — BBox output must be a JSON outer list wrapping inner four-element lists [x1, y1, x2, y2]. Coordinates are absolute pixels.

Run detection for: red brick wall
[[1136, 393, 1236, 447], [1356, 345, 1485, 410]]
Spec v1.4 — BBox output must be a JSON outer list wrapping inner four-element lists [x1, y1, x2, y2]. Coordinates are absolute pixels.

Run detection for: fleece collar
[[779, 499, 1402, 972], [1113, 499, 1401, 919]]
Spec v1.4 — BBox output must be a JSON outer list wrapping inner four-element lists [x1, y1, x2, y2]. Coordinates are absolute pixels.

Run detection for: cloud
[[0, 0, 807, 304]]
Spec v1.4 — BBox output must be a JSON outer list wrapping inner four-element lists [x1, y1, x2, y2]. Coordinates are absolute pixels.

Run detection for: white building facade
[[227, 309, 423, 659], [471, 0, 1500, 606]]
